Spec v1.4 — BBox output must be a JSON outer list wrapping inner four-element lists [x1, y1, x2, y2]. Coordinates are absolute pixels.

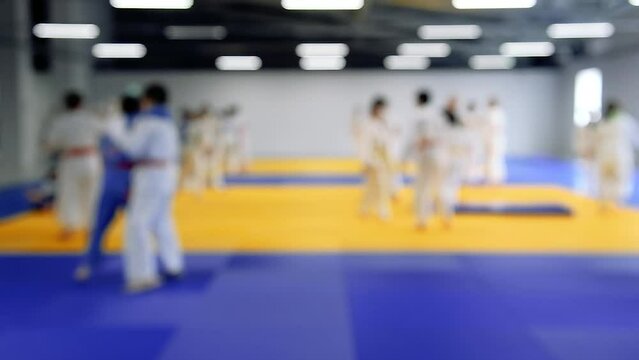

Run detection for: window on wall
[[573, 67, 603, 127]]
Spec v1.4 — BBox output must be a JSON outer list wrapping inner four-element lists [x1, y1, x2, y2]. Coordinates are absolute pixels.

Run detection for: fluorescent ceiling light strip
[[299, 56, 346, 70], [418, 25, 482, 40], [110, 0, 193, 9], [547, 23, 615, 39], [453, 0, 536, 9], [296, 43, 349, 57], [32, 23, 100, 39], [165, 26, 227, 40], [92, 43, 147, 58], [631, 0, 639, 6], [499, 42, 555, 57], [397, 43, 451, 57], [215, 56, 262, 71], [384, 56, 430, 70], [469, 55, 515, 70], [282, 0, 364, 10]]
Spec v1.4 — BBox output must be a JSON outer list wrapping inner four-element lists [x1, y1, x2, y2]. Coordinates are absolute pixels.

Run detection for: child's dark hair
[[64, 91, 82, 110], [144, 83, 168, 104], [371, 97, 387, 113], [417, 91, 430, 105], [121, 96, 140, 115]]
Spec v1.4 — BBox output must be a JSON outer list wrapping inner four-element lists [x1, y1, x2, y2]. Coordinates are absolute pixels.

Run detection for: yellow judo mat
[[1, 158, 638, 254]]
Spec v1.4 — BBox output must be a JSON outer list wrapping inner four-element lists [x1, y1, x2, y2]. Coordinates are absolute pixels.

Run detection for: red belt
[[64, 147, 96, 157], [117, 161, 135, 170], [134, 159, 168, 168]]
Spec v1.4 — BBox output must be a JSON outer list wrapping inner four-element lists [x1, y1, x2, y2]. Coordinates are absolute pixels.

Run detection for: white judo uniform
[[360, 117, 394, 219], [182, 115, 216, 192], [446, 124, 473, 213], [595, 112, 639, 205], [405, 106, 447, 226], [575, 124, 598, 196], [462, 109, 487, 182], [212, 112, 245, 183], [108, 107, 184, 286], [406, 108, 469, 226], [47, 110, 103, 231], [485, 106, 507, 184]]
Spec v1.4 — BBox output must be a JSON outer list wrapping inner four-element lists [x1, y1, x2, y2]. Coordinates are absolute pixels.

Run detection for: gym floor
[[1, 158, 639, 359]]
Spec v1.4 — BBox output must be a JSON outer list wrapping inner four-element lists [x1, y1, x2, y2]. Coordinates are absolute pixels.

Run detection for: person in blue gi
[[74, 96, 140, 282]]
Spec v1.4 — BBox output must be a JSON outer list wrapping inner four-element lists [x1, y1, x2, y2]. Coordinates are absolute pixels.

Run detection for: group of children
[[575, 102, 639, 209], [354, 90, 508, 229], [179, 105, 249, 193], [40, 82, 639, 291], [42, 84, 252, 293], [46, 84, 184, 293]]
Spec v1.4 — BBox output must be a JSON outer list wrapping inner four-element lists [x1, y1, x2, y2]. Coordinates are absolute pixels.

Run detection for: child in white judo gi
[[443, 99, 473, 223], [47, 92, 103, 240], [461, 101, 486, 183], [595, 101, 639, 209], [108, 84, 184, 293], [405, 94, 469, 229], [404, 91, 446, 229], [360, 98, 394, 220], [182, 108, 216, 193], [575, 117, 599, 197]]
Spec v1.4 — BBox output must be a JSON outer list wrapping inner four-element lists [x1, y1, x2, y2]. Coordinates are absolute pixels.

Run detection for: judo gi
[[360, 116, 394, 220], [108, 104, 184, 289], [47, 110, 103, 233], [77, 112, 136, 275], [595, 111, 639, 205]]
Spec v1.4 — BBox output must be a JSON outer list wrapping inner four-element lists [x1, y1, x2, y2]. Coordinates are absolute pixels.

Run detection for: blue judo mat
[[2, 254, 639, 360]]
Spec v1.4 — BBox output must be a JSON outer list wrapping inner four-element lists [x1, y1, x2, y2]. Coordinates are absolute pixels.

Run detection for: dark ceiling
[[32, 0, 639, 70]]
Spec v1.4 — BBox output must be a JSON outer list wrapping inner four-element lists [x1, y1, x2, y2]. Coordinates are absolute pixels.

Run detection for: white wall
[[559, 49, 639, 157], [600, 51, 639, 118], [93, 69, 568, 158]]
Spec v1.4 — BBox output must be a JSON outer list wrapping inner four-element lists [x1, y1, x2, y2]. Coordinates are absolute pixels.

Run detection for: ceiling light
[[547, 23, 615, 39], [282, 0, 364, 10], [296, 43, 349, 57], [384, 56, 430, 70], [631, 0, 639, 5], [469, 55, 515, 70], [32, 23, 100, 39], [215, 56, 262, 71], [397, 43, 451, 57], [453, 0, 536, 9], [165, 26, 227, 40], [299, 56, 346, 70], [110, 0, 193, 9], [92, 43, 147, 58], [418, 25, 482, 40], [499, 42, 555, 57]]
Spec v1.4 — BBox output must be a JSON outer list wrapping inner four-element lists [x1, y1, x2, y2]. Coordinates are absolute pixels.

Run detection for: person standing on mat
[[107, 84, 184, 293], [461, 101, 486, 183], [74, 96, 140, 283], [404, 90, 448, 229], [595, 101, 639, 210], [442, 97, 473, 226], [360, 97, 394, 220], [47, 92, 103, 240]]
